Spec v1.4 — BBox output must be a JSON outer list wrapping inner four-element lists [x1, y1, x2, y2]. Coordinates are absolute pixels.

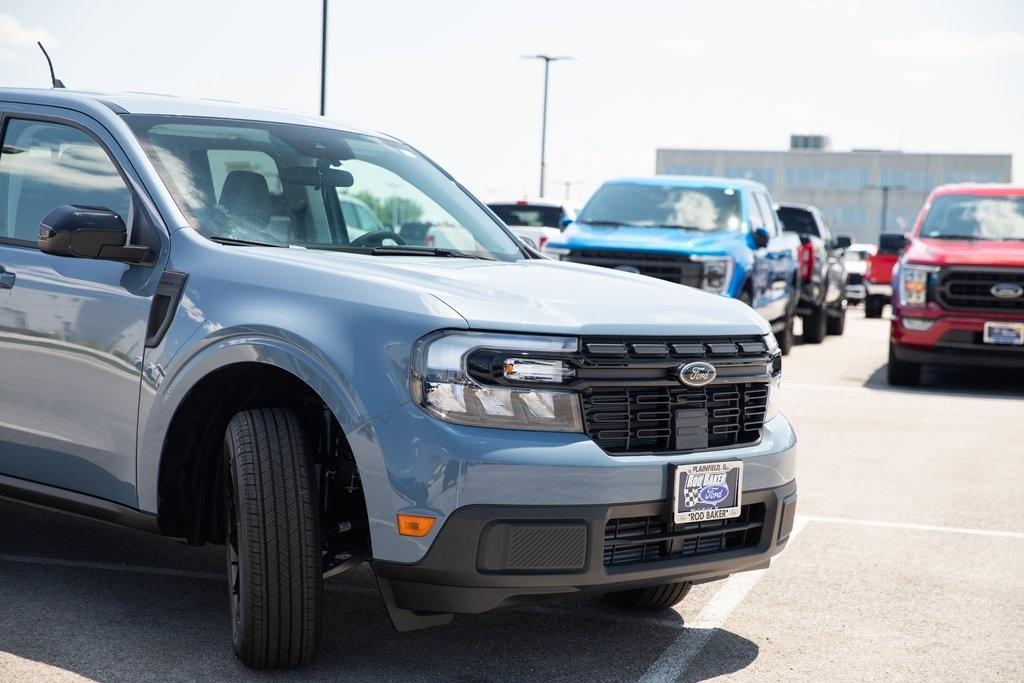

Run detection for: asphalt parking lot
[[1, 311, 1022, 682]]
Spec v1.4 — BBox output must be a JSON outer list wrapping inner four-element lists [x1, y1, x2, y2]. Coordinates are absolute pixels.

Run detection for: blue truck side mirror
[[559, 216, 572, 229], [751, 226, 770, 249]]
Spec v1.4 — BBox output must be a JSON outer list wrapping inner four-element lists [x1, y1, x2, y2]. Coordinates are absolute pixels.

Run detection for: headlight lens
[[690, 256, 733, 294], [410, 331, 584, 431], [899, 264, 939, 306]]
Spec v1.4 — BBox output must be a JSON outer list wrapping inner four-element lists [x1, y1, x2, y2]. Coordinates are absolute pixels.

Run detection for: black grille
[[936, 268, 1024, 312], [847, 272, 863, 285], [578, 336, 771, 455], [604, 503, 765, 567], [566, 249, 702, 287], [582, 384, 767, 454]]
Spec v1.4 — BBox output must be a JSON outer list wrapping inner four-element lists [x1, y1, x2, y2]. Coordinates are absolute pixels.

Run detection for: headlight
[[764, 333, 782, 422], [690, 256, 733, 294], [899, 264, 939, 306], [410, 331, 584, 431]]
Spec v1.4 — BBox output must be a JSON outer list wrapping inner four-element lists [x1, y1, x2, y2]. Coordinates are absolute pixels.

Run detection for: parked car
[[547, 176, 802, 353], [776, 203, 850, 341], [864, 234, 904, 318], [424, 221, 476, 251], [0, 89, 797, 669], [843, 242, 876, 305], [338, 193, 386, 241], [887, 184, 1024, 385], [487, 198, 576, 251]]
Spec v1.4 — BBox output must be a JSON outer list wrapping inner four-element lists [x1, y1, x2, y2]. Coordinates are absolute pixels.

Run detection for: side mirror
[[836, 235, 852, 249], [559, 216, 572, 229], [38, 205, 150, 263], [877, 232, 908, 255], [751, 226, 770, 249]]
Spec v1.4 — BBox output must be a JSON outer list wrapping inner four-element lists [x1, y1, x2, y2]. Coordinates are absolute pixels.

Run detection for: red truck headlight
[[899, 264, 939, 306]]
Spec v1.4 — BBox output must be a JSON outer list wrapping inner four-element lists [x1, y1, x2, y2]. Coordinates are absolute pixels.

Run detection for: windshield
[[125, 116, 523, 260], [920, 194, 1024, 241], [578, 182, 742, 232], [488, 203, 564, 229]]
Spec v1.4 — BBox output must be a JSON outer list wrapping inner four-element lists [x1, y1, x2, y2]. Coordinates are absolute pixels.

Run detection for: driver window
[[0, 119, 131, 243], [746, 190, 765, 229]]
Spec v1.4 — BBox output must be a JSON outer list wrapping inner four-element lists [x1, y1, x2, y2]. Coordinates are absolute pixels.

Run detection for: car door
[[816, 211, 844, 304], [755, 191, 793, 322], [0, 109, 161, 506]]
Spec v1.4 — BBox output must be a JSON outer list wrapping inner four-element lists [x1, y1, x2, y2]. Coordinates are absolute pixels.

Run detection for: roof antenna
[[37, 42, 65, 88]]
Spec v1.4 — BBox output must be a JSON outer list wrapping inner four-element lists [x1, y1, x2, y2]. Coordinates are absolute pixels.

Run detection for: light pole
[[522, 55, 572, 198], [865, 184, 907, 231], [319, 0, 328, 116]]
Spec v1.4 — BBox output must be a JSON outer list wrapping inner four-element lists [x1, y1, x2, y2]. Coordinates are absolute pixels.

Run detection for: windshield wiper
[[369, 245, 495, 260], [579, 219, 634, 227], [207, 235, 288, 248], [924, 234, 984, 241]]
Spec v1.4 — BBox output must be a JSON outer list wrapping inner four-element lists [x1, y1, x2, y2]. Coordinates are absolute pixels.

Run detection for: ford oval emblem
[[991, 283, 1024, 299], [678, 361, 717, 387], [698, 484, 729, 505], [615, 265, 640, 274]]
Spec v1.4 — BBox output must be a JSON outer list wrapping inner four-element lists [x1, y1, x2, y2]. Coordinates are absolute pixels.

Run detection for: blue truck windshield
[[578, 183, 742, 232]]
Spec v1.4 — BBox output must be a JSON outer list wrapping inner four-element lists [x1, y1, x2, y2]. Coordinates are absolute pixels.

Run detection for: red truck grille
[[935, 268, 1024, 312]]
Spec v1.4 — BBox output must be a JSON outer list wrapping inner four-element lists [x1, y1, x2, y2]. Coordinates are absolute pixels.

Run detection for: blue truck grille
[[603, 503, 766, 567], [565, 249, 703, 287]]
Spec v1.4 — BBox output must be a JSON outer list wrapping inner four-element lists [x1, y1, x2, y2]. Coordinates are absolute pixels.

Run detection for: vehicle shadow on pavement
[[864, 363, 1024, 398], [0, 500, 760, 682]]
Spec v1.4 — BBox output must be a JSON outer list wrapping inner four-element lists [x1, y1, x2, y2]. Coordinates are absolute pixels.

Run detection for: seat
[[219, 170, 272, 237]]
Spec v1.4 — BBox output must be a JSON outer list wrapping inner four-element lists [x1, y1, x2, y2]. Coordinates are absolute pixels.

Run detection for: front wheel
[[777, 313, 794, 356], [224, 408, 323, 669], [827, 302, 847, 336], [802, 302, 828, 344], [603, 581, 692, 610], [865, 295, 885, 319], [887, 343, 921, 386]]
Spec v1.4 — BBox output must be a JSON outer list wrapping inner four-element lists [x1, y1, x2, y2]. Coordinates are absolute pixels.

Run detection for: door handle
[[0, 265, 15, 289]]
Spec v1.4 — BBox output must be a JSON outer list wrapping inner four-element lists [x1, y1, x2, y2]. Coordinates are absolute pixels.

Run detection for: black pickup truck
[[776, 203, 851, 342]]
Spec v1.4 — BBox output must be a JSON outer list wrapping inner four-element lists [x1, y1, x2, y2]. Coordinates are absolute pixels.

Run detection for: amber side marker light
[[397, 514, 437, 537]]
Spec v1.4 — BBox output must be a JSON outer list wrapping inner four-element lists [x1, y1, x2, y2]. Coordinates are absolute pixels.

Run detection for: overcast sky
[[0, 0, 1021, 202]]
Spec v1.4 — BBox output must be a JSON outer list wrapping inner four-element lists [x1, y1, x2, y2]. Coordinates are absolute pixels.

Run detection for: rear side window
[[0, 119, 131, 243], [777, 207, 820, 237], [746, 191, 765, 228]]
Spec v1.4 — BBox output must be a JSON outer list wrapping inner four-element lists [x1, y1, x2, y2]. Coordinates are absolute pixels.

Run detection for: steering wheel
[[349, 230, 407, 248]]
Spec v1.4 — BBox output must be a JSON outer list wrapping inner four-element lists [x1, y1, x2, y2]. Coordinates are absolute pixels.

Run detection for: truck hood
[[246, 248, 769, 337], [551, 222, 750, 257], [906, 237, 1024, 268]]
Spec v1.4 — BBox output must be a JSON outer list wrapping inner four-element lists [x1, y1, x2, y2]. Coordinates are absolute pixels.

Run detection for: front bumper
[[866, 281, 892, 298], [891, 310, 1024, 368], [846, 284, 866, 301], [372, 479, 797, 618]]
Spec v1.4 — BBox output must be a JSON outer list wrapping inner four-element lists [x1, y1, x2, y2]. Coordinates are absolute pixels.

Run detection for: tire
[[887, 343, 921, 386], [827, 302, 847, 336], [865, 295, 884, 319], [224, 408, 323, 669], [777, 312, 794, 356], [802, 302, 828, 344], [603, 581, 692, 610]]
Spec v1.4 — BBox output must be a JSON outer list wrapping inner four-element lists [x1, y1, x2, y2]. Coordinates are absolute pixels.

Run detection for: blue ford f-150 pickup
[[547, 176, 802, 353]]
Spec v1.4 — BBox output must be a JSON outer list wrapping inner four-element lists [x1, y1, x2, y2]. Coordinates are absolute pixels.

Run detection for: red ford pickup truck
[[864, 235, 902, 318], [887, 184, 1024, 385]]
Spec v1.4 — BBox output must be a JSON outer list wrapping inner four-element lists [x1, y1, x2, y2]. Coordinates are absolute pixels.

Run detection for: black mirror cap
[[878, 232, 908, 254], [752, 226, 770, 249], [39, 205, 150, 263], [836, 235, 852, 249]]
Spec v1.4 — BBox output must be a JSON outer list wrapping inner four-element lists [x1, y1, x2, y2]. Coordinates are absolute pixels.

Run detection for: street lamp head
[[520, 54, 574, 62]]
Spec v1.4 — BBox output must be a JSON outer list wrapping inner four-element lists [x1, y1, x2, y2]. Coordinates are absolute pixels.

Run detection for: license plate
[[672, 461, 743, 524], [983, 321, 1024, 346]]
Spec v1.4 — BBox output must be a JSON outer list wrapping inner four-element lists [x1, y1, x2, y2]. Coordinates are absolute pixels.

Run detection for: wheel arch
[[137, 336, 371, 543]]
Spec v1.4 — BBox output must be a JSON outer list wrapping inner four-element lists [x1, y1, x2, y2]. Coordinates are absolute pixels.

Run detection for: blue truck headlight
[[410, 331, 584, 431], [690, 256, 733, 294]]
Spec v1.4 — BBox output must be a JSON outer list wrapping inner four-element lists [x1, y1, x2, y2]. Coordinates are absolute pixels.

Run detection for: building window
[[784, 167, 868, 190], [879, 169, 933, 192], [663, 164, 714, 176], [724, 166, 774, 187]]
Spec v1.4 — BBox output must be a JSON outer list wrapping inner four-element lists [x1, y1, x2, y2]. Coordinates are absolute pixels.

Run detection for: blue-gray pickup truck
[[0, 88, 797, 669]]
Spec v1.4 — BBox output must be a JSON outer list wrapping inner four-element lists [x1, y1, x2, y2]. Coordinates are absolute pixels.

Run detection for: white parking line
[[798, 514, 1024, 539], [638, 517, 809, 683]]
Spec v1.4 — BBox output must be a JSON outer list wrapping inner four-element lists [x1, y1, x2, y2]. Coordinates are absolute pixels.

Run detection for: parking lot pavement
[[2, 312, 1023, 682]]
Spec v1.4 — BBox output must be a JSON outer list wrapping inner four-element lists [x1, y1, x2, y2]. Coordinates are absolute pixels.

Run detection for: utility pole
[[865, 184, 906, 231], [521, 55, 572, 197], [319, 0, 328, 116]]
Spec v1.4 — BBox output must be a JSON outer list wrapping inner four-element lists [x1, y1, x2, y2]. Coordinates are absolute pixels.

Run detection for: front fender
[[135, 328, 368, 513]]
